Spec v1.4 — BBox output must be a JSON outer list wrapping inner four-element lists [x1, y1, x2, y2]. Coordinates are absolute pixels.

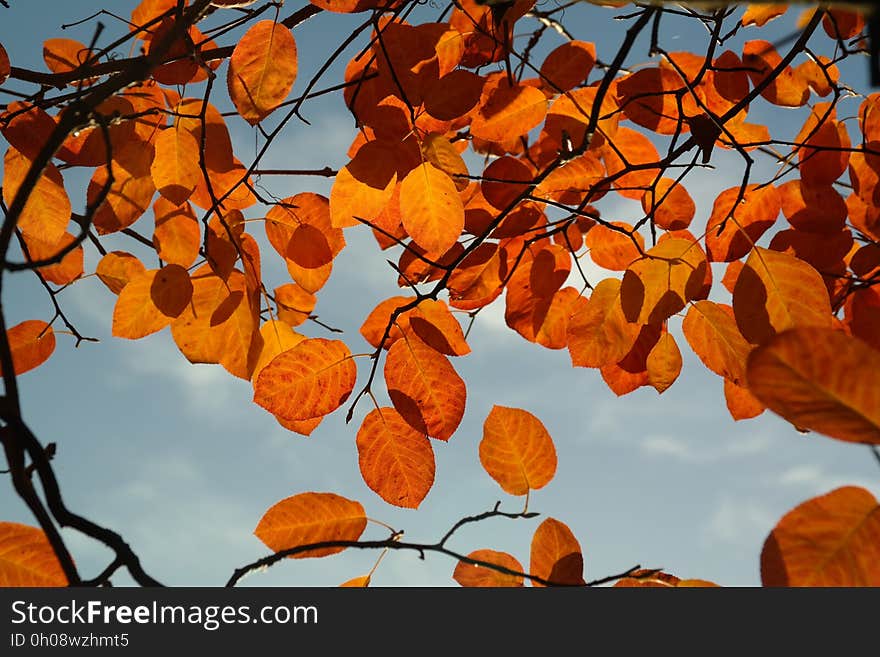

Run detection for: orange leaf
[[151, 128, 200, 205], [705, 185, 781, 262], [600, 323, 661, 396], [0, 522, 66, 586], [399, 163, 464, 254], [600, 127, 661, 200], [2, 320, 55, 376], [641, 178, 695, 231], [384, 333, 466, 441], [530, 518, 585, 586], [723, 378, 765, 421], [152, 198, 200, 268], [251, 319, 305, 383], [21, 232, 83, 286], [567, 278, 640, 369], [42, 38, 95, 82], [747, 328, 880, 444], [339, 575, 371, 587], [470, 80, 547, 143], [617, 67, 685, 134], [423, 69, 484, 121], [741, 4, 787, 27], [356, 407, 435, 509], [742, 40, 809, 107], [274, 283, 317, 328], [540, 40, 595, 93], [2, 147, 71, 247], [479, 405, 557, 496], [90, 141, 156, 235], [96, 251, 146, 294], [733, 247, 831, 345], [227, 20, 297, 124], [683, 301, 751, 385], [360, 295, 415, 349], [778, 179, 846, 234], [762, 486, 880, 586], [453, 550, 524, 587], [845, 287, 880, 352], [254, 338, 356, 421], [170, 267, 262, 379], [330, 140, 399, 228], [0, 42, 9, 85], [585, 221, 644, 271], [254, 492, 366, 559], [112, 265, 193, 339], [620, 237, 708, 324], [646, 330, 682, 394], [409, 299, 470, 356]]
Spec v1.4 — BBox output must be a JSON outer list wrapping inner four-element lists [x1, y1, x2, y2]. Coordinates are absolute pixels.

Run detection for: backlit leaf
[[733, 247, 831, 345], [112, 265, 193, 339], [255, 492, 366, 559], [620, 238, 708, 324], [151, 128, 200, 205], [453, 550, 524, 587], [170, 267, 262, 379], [567, 278, 640, 368], [747, 328, 880, 444], [705, 185, 781, 262], [254, 338, 356, 421], [479, 405, 557, 496], [723, 378, 765, 421], [540, 40, 595, 93], [646, 330, 682, 394], [356, 407, 435, 509], [384, 333, 466, 441], [1, 320, 55, 376], [227, 20, 297, 124], [96, 251, 146, 294], [152, 198, 200, 268], [683, 301, 751, 385], [470, 80, 547, 143], [530, 518, 585, 586], [0, 522, 66, 586], [3, 147, 70, 247], [762, 486, 880, 586], [399, 163, 463, 254]]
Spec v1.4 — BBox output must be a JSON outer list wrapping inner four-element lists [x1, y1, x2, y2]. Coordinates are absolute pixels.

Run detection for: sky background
[[2, 1, 879, 587]]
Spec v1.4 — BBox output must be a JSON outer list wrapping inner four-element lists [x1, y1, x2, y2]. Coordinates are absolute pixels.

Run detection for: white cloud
[[774, 464, 880, 498], [701, 496, 775, 547], [640, 432, 773, 464]]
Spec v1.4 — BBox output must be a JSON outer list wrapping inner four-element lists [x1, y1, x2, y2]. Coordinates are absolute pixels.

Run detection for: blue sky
[[2, 1, 879, 587]]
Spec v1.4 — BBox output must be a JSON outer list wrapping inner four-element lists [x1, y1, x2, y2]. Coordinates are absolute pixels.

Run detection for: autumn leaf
[[733, 247, 831, 345], [453, 550, 524, 587], [683, 301, 751, 386], [253, 338, 357, 421], [255, 492, 367, 559], [227, 20, 297, 124], [1, 320, 56, 376], [112, 265, 193, 340], [762, 486, 880, 586], [479, 405, 557, 496], [384, 333, 466, 441], [530, 517, 585, 586], [747, 328, 880, 444], [0, 522, 67, 587], [356, 407, 435, 509], [567, 278, 639, 369], [399, 163, 464, 254]]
